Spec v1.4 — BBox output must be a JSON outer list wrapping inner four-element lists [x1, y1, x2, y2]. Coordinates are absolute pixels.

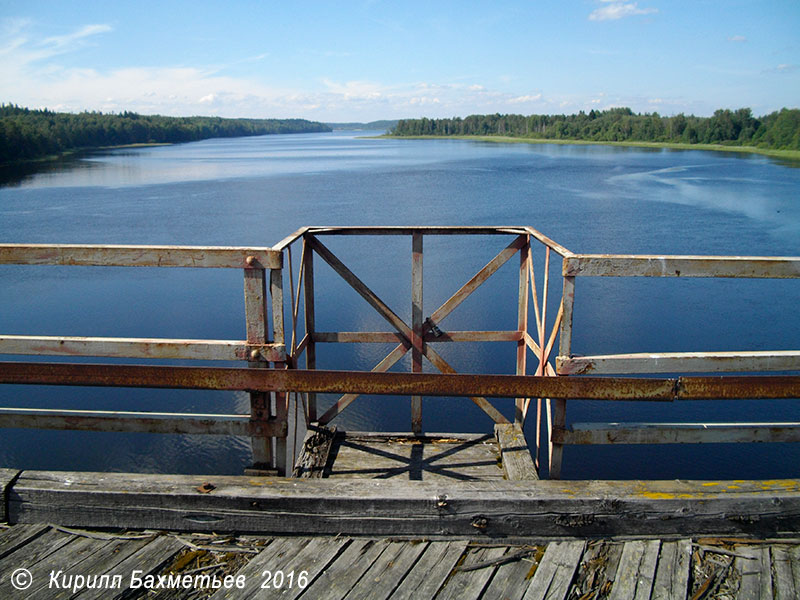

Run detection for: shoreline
[[0, 142, 173, 168], [377, 134, 800, 162]]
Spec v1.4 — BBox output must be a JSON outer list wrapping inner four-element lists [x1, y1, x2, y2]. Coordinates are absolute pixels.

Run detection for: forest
[[391, 107, 800, 151], [0, 105, 331, 163]]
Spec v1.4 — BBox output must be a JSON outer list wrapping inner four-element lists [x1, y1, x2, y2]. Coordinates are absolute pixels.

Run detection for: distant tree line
[[0, 105, 332, 163], [391, 107, 800, 150]]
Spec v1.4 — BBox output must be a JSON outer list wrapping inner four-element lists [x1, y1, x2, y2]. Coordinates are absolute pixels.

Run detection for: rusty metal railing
[[1, 232, 799, 479], [0, 243, 289, 473]]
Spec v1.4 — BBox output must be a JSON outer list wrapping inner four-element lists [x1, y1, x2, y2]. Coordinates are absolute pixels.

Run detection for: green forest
[[0, 105, 331, 163], [391, 107, 800, 151]]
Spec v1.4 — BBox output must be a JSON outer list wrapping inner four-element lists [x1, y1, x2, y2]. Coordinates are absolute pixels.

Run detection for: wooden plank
[[651, 539, 691, 600], [210, 536, 309, 599], [345, 540, 428, 600], [293, 426, 336, 478], [300, 538, 387, 600], [558, 350, 800, 375], [0, 244, 282, 269], [412, 232, 423, 434], [522, 540, 584, 600], [559, 422, 800, 445], [0, 523, 49, 559], [563, 254, 800, 278], [495, 424, 538, 480], [435, 546, 508, 600], [77, 535, 183, 600], [0, 335, 284, 362], [481, 546, 542, 600], [0, 408, 287, 437], [0, 528, 74, 581], [773, 546, 797, 600], [9, 470, 800, 538], [1, 468, 19, 523], [264, 536, 350, 600], [388, 541, 468, 600], [608, 540, 660, 600], [736, 545, 773, 600]]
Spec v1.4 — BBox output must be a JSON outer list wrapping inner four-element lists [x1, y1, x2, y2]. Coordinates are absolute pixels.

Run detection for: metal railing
[[1, 231, 799, 479]]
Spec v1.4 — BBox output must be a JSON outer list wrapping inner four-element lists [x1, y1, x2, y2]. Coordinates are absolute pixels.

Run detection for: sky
[[1, 0, 798, 122]]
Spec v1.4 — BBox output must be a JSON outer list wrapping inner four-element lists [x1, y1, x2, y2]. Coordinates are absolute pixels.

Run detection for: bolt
[[246, 255, 257, 266], [250, 349, 261, 360]]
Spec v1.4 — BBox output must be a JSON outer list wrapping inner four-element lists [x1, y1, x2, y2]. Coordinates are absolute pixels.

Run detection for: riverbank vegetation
[[390, 107, 800, 156], [0, 105, 331, 164]]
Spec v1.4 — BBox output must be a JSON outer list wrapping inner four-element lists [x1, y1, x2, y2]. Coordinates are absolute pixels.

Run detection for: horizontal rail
[[303, 226, 530, 236], [555, 422, 800, 445], [563, 254, 800, 278], [0, 335, 285, 362], [1, 362, 799, 400], [0, 407, 285, 437], [557, 351, 800, 375], [0, 244, 282, 269], [312, 331, 523, 343]]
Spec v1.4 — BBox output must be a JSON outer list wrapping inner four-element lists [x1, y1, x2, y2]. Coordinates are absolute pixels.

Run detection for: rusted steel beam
[[563, 254, 800, 278], [0, 244, 282, 269], [521, 226, 574, 258], [273, 227, 312, 252], [0, 407, 286, 437], [3, 362, 798, 400], [311, 331, 523, 343], [557, 350, 800, 375], [411, 232, 423, 433], [303, 226, 529, 236], [0, 335, 285, 362]]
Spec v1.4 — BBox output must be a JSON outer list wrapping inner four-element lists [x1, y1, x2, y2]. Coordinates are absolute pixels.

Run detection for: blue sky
[[1, 0, 798, 121]]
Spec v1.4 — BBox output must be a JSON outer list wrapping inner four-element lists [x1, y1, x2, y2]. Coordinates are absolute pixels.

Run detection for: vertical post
[[411, 232, 423, 434], [515, 235, 530, 426], [270, 267, 288, 476], [243, 263, 272, 470], [549, 273, 575, 479], [303, 236, 317, 422]]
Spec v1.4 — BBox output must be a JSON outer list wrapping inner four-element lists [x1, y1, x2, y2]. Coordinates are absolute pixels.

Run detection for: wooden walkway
[[1, 523, 799, 599]]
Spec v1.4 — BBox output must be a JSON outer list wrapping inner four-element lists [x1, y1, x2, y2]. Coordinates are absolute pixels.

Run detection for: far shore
[[375, 134, 800, 162]]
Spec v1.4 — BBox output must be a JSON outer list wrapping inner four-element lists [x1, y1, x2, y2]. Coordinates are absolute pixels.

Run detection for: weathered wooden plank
[[0, 244, 282, 269], [563, 254, 800, 278], [608, 540, 660, 600], [412, 232, 423, 434], [266, 536, 350, 600], [736, 545, 773, 600], [651, 539, 691, 600], [558, 350, 800, 375], [435, 546, 508, 600], [0, 334, 284, 362], [558, 422, 800, 445], [481, 546, 541, 600], [388, 541, 468, 600], [0, 523, 49, 559], [345, 540, 428, 600], [293, 426, 336, 478], [0, 408, 286, 437], [0, 528, 74, 581], [522, 540, 584, 600], [773, 546, 797, 600], [495, 424, 538, 480], [77, 534, 184, 600], [9, 471, 800, 538], [0, 468, 19, 523], [300, 539, 387, 600], [210, 536, 309, 600]]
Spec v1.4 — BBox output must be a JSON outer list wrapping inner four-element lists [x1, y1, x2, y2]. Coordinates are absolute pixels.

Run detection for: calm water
[[1, 131, 798, 479]]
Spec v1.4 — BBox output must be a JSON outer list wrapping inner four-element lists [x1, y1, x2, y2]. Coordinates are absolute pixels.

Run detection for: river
[[1, 131, 798, 479]]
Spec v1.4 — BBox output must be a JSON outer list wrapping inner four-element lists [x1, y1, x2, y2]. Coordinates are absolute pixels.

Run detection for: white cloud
[[508, 94, 542, 104], [727, 35, 747, 43], [589, 1, 658, 21]]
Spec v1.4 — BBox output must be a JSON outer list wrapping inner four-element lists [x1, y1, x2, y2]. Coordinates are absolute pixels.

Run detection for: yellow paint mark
[[701, 482, 720, 487]]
